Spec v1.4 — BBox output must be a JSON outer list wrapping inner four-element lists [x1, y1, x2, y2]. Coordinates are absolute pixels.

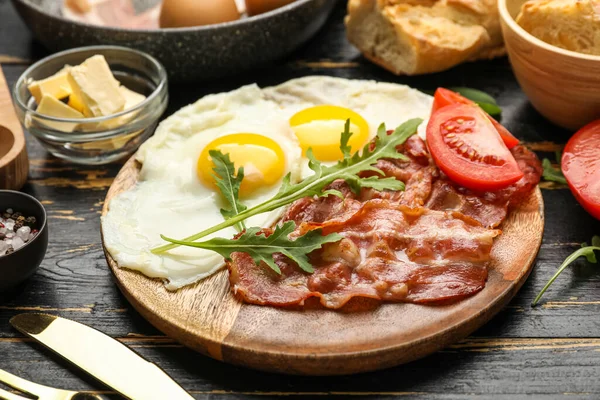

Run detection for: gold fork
[[0, 368, 103, 400]]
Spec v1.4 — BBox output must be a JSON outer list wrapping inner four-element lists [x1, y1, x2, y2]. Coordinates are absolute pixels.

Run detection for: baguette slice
[[516, 0, 600, 56], [345, 0, 505, 75]]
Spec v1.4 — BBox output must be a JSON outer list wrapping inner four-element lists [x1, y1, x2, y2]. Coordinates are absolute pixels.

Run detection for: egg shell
[[159, 0, 240, 28], [245, 0, 296, 16]]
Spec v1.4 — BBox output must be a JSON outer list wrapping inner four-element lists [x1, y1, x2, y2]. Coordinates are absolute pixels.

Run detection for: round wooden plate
[[101, 156, 544, 375]]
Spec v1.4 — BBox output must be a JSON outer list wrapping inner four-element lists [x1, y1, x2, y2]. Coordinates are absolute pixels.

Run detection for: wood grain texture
[[101, 155, 544, 375], [0, 67, 28, 190], [4, 336, 600, 399], [3, 0, 600, 395]]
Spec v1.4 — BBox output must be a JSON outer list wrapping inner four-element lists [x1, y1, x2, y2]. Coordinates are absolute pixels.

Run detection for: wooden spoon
[[0, 66, 28, 190]]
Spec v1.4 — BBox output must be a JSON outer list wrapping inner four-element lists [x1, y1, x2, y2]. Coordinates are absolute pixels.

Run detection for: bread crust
[[345, 0, 505, 75], [516, 0, 600, 56]]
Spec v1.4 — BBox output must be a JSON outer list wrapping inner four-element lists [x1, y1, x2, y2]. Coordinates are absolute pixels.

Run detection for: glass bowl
[[13, 45, 168, 165]]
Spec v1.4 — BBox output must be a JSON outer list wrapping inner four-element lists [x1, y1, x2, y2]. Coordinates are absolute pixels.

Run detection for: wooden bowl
[[0, 69, 28, 191], [498, 0, 600, 131]]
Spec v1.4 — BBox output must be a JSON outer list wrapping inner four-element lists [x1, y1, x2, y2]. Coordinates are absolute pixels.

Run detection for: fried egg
[[264, 76, 432, 177], [102, 85, 302, 289], [102, 77, 433, 289]]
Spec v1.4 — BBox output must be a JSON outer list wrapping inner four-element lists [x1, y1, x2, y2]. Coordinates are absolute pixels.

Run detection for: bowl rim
[[13, 45, 168, 125], [498, 0, 600, 62], [0, 190, 48, 260], [0, 126, 19, 171], [15, 0, 318, 33]]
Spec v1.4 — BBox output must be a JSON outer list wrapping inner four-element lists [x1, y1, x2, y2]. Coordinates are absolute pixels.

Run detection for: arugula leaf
[[450, 87, 498, 105], [339, 119, 353, 159], [531, 236, 600, 306], [160, 221, 343, 274], [210, 150, 248, 231], [477, 102, 502, 117], [542, 158, 567, 184], [449, 87, 502, 117], [152, 118, 423, 254]]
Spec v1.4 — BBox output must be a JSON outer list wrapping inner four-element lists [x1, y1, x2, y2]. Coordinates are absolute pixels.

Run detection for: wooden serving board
[[101, 156, 544, 375]]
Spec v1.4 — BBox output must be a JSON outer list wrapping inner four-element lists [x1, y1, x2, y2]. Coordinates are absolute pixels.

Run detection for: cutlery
[[0, 368, 102, 400], [10, 313, 194, 400]]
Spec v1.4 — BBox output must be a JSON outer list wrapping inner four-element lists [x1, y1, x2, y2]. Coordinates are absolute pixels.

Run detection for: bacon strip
[[426, 145, 543, 228], [227, 138, 542, 309], [230, 201, 499, 308]]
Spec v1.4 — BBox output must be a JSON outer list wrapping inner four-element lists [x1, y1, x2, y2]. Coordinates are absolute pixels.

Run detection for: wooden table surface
[[2, 1, 600, 399]]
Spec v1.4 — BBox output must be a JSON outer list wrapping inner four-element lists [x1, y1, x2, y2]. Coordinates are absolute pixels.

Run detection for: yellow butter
[[67, 91, 86, 113], [67, 55, 126, 117], [27, 67, 72, 104], [98, 86, 147, 130], [36, 94, 84, 132], [120, 85, 146, 109]]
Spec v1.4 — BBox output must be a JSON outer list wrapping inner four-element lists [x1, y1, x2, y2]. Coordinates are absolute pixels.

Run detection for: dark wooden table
[[2, 1, 600, 398]]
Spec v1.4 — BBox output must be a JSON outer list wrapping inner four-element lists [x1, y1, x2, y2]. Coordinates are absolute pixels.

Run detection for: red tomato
[[561, 120, 600, 220], [426, 103, 524, 191], [432, 88, 520, 149]]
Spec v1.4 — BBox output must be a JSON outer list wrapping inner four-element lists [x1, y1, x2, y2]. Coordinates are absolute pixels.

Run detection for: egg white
[[102, 84, 302, 289], [102, 77, 433, 290], [264, 76, 433, 178]]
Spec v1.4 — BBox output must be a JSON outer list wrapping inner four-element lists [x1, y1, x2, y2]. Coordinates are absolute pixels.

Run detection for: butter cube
[[120, 85, 146, 109], [67, 91, 86, 113], [67, 55, 125, 117], [27, 67, 72, 104], [36, 94, 84, 132], [97, 86, 147, 130]]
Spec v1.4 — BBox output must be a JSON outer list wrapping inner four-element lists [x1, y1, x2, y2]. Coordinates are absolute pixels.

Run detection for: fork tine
[[0, 386, 29, 400], [0, 368, 57, 398]]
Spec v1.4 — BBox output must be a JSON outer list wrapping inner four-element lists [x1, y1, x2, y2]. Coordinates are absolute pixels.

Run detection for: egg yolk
[[290, 105, 369, 161], [197, 134, 286, 198]]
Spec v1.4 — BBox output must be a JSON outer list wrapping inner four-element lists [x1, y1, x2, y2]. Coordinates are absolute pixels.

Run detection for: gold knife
[[10, 313, 194, 400]]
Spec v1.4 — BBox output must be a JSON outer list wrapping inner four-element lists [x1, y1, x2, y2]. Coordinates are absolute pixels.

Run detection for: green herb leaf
[[555, 150, 563, 163], [541, 158, 567, 184], [210, 149, 248, 231], [160, 221, 343, 274], [449, 87, 502, 117], [152, 118, 423, 254], [450, 87, 498, 105], [339, 119, 353, 159], [477, 102, 502, 117], [531, 236, 600, 306], [344, 175, 405, 195]]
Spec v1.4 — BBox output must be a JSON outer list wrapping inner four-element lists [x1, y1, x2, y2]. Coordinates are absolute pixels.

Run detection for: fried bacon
[[426, 145, 543, 228], [227, 138, 542, 309]]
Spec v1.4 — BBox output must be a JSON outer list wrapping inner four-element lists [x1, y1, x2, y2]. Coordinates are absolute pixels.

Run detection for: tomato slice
[[432, 88, 520, 149], [561, 120, 600, 220], [426, 103, 524, 191], [431, 88, 473, 112]]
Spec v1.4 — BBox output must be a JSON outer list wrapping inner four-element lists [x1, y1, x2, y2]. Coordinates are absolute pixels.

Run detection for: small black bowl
[[0, 191, 48, 291]]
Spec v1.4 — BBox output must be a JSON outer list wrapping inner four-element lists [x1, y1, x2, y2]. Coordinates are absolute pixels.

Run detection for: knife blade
[[10, 313, 194, 400]]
